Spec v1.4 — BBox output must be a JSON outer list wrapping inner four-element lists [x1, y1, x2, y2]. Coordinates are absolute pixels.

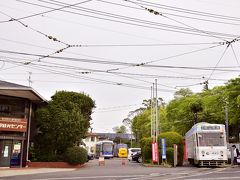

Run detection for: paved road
[[0, 158, 240, 180]]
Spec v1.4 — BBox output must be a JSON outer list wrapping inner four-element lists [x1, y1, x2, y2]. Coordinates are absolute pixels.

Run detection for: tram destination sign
[[0, 117, 27, 132], [201, 125, 220, 130]]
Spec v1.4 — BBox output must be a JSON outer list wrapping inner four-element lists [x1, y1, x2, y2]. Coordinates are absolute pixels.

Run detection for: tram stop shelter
[[0, 80, 47, 167]]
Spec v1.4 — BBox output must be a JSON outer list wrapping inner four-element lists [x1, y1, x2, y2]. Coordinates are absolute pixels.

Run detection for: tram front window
[[198, 133, 225, 146], [103, 143, 113, 152]]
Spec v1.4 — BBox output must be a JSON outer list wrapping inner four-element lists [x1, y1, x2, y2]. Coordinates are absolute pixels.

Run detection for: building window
[[91, 136, 94, 142], [0, 105, 11, 114]]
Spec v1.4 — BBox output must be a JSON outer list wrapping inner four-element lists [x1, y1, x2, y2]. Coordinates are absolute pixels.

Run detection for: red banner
[[152, 142, 159, 163], [0, 117, 27, 132]]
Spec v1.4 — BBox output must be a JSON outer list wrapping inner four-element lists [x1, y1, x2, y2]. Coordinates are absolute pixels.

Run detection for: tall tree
[[34, 91, 95, 160], [189, 98, 203, 125], [225, 77, 240, 139]]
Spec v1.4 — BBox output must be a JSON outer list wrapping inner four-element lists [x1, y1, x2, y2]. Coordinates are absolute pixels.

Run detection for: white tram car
[[185, 122, 227, 166]]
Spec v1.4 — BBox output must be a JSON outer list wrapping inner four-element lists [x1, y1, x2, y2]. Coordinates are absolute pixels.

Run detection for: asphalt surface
[[0, 158, 240, 180]]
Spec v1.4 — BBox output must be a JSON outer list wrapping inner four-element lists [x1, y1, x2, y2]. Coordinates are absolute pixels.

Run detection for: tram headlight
[[201, 150, 205, 156], [220, 151, 224, 156], [206, 152, 210, 155]]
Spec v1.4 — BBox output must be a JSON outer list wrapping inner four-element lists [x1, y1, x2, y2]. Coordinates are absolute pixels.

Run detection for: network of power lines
[[0, 0, 239, 91]]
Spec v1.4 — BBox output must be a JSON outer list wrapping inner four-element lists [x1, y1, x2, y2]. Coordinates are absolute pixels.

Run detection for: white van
[[128, 148, 141, 161]]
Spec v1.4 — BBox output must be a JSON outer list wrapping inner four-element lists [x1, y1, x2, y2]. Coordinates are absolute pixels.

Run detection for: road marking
[[187, 176, 240, 180], [122, 168, 228, 180], [162, 168, 226, 180], [34, 175, 145, 180], [123, 168, 227, 180], [217, 170, 240, 174]]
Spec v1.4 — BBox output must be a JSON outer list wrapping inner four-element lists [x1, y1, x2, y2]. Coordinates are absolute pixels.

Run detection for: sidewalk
[[0, 167, 75, 177]]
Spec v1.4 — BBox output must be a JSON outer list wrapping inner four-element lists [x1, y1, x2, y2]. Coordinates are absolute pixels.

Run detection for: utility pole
[[151, 86, 153, 140], [155, 79, 159, 165], [152, 83, 155, 143], [225, 105, 229, 143], [204, 80, 209, 90], [28, 72, 32, 87], [155, 79, 158, 141]]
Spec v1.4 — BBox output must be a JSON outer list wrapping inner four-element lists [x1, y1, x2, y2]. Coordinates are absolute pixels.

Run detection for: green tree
[[200, 86, 226, 124], [189, 98, 203, 124], [112, 125, 128, 144], [132, 109, 151, 143], [142, 97, 165, 108], [129, 77, 240, 143], [225, 77, 240, 140], [112, 125, 127, 134], [122, 107, 146, 128], [34, 91, 95, 161], [166, 95, 198, 135], [174, 88, 193, 99]]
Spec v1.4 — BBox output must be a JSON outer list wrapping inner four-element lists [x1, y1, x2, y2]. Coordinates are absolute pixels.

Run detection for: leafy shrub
[[158, 132, 184, 166], [34, 150, 59, 162], [165, 147, 174, 165], [140, 137, 152, 163], [65, 146, 87, 165], [139, 132, 184, 166]]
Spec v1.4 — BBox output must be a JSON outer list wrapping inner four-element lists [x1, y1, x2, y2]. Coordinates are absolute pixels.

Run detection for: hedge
[[158, 132, 184, 166], [140, 137, 152, 163], [140, 132, 184, 166]]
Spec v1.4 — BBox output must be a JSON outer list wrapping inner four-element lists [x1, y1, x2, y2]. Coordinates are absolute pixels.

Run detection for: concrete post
[[174, 144, 178, 167]]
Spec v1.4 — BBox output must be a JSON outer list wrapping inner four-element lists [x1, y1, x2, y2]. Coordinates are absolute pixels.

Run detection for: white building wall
[[82, 136, 99, 154]]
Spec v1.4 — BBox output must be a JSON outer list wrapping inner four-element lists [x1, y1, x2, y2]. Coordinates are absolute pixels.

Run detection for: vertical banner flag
[[152, 142, 159, 163], [161, 138, 166, 160]]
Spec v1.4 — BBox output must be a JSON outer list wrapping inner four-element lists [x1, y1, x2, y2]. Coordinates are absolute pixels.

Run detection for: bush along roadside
[[140, 131, 184, 166], [65, 146, 88, 165], [158, 132, 184, 166]]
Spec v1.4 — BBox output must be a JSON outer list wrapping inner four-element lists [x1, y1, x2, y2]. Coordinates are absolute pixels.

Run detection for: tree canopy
[[130, 77, 240, 142], [34, 91, 95, 161], [112, 125, 127, 134]]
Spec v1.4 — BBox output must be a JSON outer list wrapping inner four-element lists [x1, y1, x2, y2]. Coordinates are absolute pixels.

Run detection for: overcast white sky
[[0, 0, 240, 133]]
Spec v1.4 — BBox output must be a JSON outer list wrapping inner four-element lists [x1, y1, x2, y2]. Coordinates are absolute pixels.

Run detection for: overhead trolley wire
[[109, 72, 228, 81], [123, 0, 228, 41], [14, 0, 240, 39], [0, 0, 93, 23], [0, 49, 239, 72], [0, 53, 234, 91], [0, 58, 176, 92], [2, 1, 240, 44], [207, 46, 229, 81], [0, 10, 69, 47], [141, 44, 222, 65], [230, 44, 240, 67], [0, 54, 230, 82], [105, 44, 224, 72], [135, 0, 240, 22], [45, 0, 240, 39], [107, 70, 177, 89], [0, 37, 222, 48], [97, 0, 240, 26]]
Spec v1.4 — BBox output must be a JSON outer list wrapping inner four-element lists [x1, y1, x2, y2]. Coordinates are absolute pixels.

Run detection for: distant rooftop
[[88, 132, 135, 140]]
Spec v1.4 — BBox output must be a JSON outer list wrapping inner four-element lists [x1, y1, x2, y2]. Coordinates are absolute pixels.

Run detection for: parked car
[[128, 148, 141, 161], [88, 153, 95, 160], [131, 150, 142, 163]]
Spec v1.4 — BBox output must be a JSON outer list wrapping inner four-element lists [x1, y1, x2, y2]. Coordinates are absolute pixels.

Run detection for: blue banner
[[160, 138, 166, 160]]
